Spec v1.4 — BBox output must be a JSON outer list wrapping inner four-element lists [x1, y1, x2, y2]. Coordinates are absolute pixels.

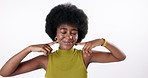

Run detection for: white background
[[0, 0, 148, 78]]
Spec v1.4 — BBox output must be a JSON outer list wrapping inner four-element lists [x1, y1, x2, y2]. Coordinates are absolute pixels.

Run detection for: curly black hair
[[45, 3, 88, 42]]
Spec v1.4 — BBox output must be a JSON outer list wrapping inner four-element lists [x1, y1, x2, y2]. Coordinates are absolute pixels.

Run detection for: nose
[[65, 33, 73, 39]]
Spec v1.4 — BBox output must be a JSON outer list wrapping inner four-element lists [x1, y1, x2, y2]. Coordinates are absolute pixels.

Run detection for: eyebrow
[[60, 28, 78, 31]]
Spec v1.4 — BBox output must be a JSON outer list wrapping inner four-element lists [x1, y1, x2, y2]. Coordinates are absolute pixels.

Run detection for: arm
[[90, 41, 126, 63], [0, 41, 57, 77], [0, 47, 32, 77], [76, 38, 126, 63]]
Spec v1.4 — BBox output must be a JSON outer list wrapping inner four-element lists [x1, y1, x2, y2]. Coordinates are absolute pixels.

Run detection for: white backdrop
[[0, 0, 148, 78]]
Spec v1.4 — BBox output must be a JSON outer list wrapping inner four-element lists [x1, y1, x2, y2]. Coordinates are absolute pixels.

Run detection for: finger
[[75, 42, 86, 45], [42, 45, 51, 54], [45, 44, 53, 50], [44, 47, 52, 54], [48, 40, 59, 46], [88, 47, 93, 54], [86, 45, 93, 54], [82, 43, 88, 54], [41, 49, 49, 56], [83, 50, 90, 56], [83, 43, 92, 56], [89, 49, 93, 53], [45, 45, 53, 53]]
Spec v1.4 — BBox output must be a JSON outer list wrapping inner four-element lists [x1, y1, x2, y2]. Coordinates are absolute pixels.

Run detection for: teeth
[[65, 42, 72, 44], [62, 41, 72, 44]]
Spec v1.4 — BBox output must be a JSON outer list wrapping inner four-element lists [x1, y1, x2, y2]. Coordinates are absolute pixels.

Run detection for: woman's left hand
[[76, 39, 104, 55]]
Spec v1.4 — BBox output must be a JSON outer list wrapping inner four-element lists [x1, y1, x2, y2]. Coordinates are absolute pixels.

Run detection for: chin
[[59, 44, 74, 50]]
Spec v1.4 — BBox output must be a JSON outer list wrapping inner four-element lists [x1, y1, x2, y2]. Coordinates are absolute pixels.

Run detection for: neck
[[59, 47, 73, 50]]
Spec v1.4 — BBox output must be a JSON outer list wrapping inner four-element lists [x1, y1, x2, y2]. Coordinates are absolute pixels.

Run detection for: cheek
[[74, 35, 78, 41], [56, 34, 64, 40]]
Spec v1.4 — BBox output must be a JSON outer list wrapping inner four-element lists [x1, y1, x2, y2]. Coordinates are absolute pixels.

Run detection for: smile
[[61, 41, 73, 45]]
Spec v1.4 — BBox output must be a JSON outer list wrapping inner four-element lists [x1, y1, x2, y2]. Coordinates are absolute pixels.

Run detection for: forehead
[[57, 24, 78, 30]]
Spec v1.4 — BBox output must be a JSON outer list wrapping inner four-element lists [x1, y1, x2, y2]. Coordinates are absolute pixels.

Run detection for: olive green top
[[45, 48, 87, 78]]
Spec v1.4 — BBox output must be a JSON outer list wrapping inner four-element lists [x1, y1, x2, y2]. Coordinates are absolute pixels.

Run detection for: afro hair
[[45, 3, 88, 42]]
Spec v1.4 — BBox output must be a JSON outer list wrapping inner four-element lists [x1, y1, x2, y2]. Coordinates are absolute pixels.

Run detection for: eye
[[71, 33, 77, 35], [71, 31, 78, 35], [61, 32, 66, 34]]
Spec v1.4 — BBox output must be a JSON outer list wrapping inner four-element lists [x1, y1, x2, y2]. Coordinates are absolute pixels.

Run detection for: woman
[[0, 3, 126, 78]]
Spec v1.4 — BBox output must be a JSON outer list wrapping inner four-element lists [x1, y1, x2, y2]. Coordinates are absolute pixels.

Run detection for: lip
[[61, 40, 73, 45]]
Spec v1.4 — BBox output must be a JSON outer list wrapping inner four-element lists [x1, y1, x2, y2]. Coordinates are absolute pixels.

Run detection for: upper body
[[0, 3, 126, 77], [45, 48, 88, 78]]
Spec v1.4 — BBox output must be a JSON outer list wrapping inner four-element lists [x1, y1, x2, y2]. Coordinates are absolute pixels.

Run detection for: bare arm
[[0, 41, 57, 77], [90, 41, 126, 63], [0, 47, 31, 77], [7, 55, 47, 77], [76, 39, 126, 63]]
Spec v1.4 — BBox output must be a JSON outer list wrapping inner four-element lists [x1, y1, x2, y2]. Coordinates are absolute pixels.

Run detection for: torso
[[40, 51, 92, 70]]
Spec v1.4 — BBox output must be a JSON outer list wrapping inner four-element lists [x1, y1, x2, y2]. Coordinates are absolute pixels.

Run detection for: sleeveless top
[[45, 48, 87, 78]]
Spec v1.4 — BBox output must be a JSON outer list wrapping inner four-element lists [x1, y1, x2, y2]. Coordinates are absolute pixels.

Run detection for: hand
[[28, 40, 58, 55], [75, 39, 104, 55]]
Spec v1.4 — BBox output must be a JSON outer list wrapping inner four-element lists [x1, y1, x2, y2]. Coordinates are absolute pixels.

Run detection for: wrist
[[25, 46, 32, 53]]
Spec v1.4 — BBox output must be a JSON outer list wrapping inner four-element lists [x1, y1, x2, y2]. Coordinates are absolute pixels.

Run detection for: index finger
[[75, 42, 86, 45], [48, 40, 59, 46]]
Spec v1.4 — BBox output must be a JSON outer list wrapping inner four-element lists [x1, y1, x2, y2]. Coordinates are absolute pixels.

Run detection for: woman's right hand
[[28, 40, 58, 55]]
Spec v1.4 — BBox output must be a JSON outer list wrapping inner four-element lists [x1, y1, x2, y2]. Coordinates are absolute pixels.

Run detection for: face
[[56, 24, 78, 50]]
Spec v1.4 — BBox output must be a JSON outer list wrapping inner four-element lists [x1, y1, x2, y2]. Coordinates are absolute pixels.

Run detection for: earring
[[54, 37, 57, 41]]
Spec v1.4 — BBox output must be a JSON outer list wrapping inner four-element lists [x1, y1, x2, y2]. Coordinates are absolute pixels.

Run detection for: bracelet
[[101, 38, 107, 47]]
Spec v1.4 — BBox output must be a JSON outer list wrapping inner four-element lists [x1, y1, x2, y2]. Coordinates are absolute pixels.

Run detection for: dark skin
[[0, 24, 126, 77]]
